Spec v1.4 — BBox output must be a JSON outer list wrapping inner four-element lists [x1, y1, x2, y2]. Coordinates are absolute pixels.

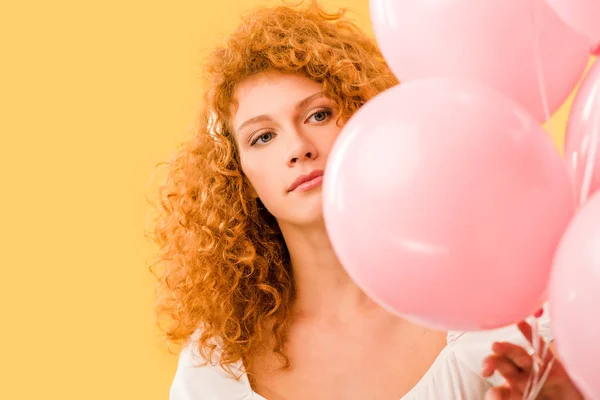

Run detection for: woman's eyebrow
[[236, 91, 325, 134]]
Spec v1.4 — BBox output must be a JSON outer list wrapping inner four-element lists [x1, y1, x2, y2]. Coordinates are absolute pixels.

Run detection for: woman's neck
[[278, 220, 377, 322]]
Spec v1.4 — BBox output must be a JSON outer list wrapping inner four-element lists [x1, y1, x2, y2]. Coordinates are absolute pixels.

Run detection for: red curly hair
[[149, 0, 398, 378]]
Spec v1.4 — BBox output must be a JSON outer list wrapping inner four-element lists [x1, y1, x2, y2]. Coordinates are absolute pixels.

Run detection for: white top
[[170, 314, 552, 400]]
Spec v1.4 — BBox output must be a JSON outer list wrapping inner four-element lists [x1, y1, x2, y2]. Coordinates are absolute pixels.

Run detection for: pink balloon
[[549, 191, 600, 400], [564, 59, 600, 204], [370, 0, 590, 122], [323, 78, 575, 331], [546, 0, 600, 42]]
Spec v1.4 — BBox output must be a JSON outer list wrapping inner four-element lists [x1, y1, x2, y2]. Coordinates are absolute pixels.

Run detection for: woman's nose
[[286, 134, 319, 166], [287, 145, 318, 166]]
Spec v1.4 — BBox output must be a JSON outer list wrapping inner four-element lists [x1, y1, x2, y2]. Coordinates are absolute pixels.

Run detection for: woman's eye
[[308, 109, 332, 123], [250, 132, 274, 146]]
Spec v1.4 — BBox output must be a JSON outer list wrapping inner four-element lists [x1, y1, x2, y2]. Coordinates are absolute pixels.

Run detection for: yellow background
[[0, 0, 593, 399]]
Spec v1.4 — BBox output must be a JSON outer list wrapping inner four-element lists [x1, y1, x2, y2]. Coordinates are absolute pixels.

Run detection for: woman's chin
[[277, 197, 326, 228]]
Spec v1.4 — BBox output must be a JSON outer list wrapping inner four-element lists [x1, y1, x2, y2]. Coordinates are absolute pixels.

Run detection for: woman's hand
[[481, 320, 584, 400]]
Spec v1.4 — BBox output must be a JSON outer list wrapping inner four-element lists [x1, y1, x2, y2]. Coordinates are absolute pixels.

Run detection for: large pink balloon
[[370, 0, 590, 122], [323, 78, 575, 331], [549, 191, 600, 400], [564, 59, 600, 204], [546, 0, 600, 42]]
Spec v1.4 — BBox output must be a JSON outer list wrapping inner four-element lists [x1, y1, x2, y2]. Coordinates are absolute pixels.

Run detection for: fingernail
[[534, 308, 544, 318]]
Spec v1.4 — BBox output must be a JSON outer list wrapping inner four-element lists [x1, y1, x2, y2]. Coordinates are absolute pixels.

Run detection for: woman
[[151, 2, 583, 398]]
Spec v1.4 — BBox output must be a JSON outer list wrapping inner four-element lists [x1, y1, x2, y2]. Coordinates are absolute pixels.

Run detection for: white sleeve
[[451, 304, 553, 387], [169, 336, 208, 400], [169, 331, 253, 400]]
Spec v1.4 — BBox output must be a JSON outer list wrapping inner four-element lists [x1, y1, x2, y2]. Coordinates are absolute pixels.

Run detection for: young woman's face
[[232, 72, 342, 226]]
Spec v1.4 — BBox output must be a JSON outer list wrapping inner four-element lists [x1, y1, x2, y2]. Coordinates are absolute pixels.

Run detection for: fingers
[[482, 342, 534, 393], [492, 341, 534, 371], [482, 354, 516, 378], [485, 386, 522, 400], [483, 354, 529, 392], [482, 355, 496, 378]]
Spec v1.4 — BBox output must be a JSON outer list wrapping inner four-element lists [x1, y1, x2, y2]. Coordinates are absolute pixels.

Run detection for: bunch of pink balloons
[[323, 0, 600, 397]]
